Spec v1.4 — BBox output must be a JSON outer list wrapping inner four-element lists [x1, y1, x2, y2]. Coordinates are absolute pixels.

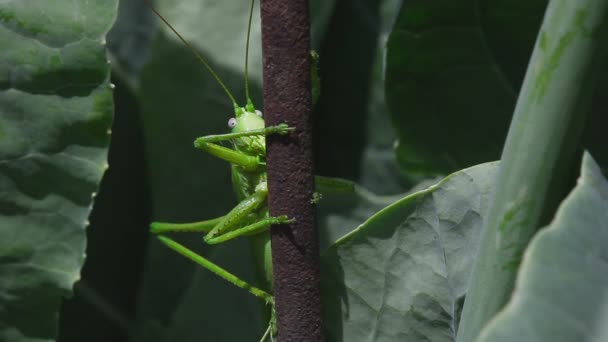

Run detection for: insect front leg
[[195, 124, 295, 146], [195, 140, 261, 171], [193, 124, 295, 171]]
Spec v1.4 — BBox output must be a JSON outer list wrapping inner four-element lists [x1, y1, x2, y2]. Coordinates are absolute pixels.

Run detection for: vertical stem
[[260, 0, 322, 341], [457, 0, 608, 341]]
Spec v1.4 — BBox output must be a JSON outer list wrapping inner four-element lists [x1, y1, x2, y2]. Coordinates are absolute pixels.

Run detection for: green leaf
[[318, 177, 441, 251], [457, 2, 608, 339], [385, 0, 547, 176], [318, 187, 403, 251], [476, 152, 608, 342], [0, 1, 116, 341], [322, 162, 498, 342]]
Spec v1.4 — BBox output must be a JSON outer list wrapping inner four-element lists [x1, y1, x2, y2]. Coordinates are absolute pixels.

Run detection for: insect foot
[[270, 123, 295, 135], [273, 215, 295, 224], [310, 192, 323, 204]]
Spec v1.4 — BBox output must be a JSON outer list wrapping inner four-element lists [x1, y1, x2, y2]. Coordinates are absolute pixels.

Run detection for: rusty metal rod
[[260, 0, 323, 340]]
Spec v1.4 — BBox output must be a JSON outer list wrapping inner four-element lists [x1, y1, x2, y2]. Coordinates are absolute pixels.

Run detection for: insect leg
[[260, 324, 272, 342], [205, 215, 293, 245], [196, 142, 261, 171], [149, 216, 225, 234], [204, 185, 268, 242], [156, 235, 273, 304], [194, 124, 295, 146], [194, 125, 295, 171]]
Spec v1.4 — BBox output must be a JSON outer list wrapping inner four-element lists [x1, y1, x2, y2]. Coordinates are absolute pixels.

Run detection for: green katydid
[[145, 0, 352, 340]]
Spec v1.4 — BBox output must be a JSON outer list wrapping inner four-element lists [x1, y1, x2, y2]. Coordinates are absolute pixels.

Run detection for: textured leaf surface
[[0, 1, 116, 341], [476, 153, 608, 342], [322, 162, 498, 342]]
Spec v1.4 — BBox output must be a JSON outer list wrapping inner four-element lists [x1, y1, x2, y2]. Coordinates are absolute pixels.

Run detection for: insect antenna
[[144, 0, 239, 113], [244, 0, 255, 112]]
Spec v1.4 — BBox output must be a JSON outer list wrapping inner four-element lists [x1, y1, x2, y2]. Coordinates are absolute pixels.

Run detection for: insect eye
[[228, 118, 237, 128], [255, 110, 263, 117]]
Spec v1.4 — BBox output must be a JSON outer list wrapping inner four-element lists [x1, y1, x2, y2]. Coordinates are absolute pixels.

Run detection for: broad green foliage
[[322, 162, 498, 342], [477, 153, 608, 342], [385, 0, 608, 177], [385, 0, 547, 176], [0, 1, 116, 341], [42, 0, 608, 341], [458, 1, 608, 339], [318, 178, 440, 251]]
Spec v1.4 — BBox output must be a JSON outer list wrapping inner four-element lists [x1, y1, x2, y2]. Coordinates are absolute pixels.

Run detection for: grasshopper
[[145, 1, 352, 340]]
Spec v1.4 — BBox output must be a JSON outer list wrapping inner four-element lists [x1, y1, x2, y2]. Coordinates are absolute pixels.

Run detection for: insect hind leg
[[150, 216, 225, 234], [156, 235, 273, 303]]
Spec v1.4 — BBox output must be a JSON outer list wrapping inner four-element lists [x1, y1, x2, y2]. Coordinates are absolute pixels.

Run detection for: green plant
[[1, 0, 607, 341], [0, 1, 116, 341]]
